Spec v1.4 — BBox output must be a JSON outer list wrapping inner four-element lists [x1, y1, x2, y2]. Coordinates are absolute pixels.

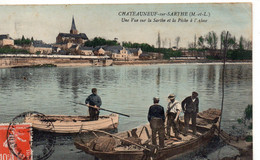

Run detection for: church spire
[[70, 16, 78, 34]]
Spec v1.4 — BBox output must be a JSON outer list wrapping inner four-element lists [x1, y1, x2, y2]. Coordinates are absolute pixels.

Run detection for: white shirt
[[167, 100, 182, 113]]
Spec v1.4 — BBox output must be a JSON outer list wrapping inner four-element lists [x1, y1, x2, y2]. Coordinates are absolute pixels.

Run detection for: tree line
[[187, 31, 252, 60], [14, 35, 34, 46], [84, 37, 120, 47], [123, 31, 252, 60], [189, 31, 252, 51]]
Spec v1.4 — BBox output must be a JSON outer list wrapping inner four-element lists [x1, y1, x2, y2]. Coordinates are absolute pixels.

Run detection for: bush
[[231, 104, 252, 137], [227, 49, 252, 60], [245, 135, 252, 142], [0, 46, 29, 54], [206, 55, 221, 60]]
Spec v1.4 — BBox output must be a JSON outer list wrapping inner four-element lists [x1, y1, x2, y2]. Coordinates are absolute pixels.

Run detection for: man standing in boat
[[181, 91, 199, 135], [148, 97, 165, 148], [85, 88, 102, 121], [166, 93, 182, 140]]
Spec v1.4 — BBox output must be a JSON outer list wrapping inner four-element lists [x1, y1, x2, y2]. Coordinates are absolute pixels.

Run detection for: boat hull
[[24, 113, 119, 133], [74, 125, 216, 160], [74, 108, 220, 160]]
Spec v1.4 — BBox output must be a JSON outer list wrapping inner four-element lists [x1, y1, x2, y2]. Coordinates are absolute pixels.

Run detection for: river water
[[0, 63, 252, 159]]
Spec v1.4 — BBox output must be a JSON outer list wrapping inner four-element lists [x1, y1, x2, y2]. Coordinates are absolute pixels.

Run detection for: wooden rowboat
[[24, 113, 119, 134], [74, 108, 221, 160]]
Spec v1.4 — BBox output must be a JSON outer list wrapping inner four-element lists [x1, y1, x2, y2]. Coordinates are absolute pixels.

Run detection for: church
[[56, 17, 88, 45]]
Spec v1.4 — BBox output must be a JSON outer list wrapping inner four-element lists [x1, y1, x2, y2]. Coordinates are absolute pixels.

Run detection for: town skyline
[[0, 3, 252, 49]]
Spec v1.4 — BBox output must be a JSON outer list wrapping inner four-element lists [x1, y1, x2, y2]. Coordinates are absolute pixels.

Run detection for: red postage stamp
[[0, 123, 32, 160]]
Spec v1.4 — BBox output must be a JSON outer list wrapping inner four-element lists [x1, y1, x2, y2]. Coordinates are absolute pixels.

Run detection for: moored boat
[[24, 113, 119, 134], [74, 108, 221, 160]]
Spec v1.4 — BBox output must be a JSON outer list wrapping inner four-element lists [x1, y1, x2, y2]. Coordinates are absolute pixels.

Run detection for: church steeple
[[70, 16, 78, 34]]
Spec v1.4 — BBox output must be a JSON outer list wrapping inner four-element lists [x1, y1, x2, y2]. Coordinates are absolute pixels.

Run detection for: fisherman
[[166, 93, 182, 140], [148, 97, 165, 148], [85, 88, 102, 121], [181, 91, 199, 135]]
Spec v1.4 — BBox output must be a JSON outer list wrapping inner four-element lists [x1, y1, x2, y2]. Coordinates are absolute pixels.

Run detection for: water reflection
[[0, 63, 252, 132], [156, 67, 161, 95], [206, 65, 217, 95]]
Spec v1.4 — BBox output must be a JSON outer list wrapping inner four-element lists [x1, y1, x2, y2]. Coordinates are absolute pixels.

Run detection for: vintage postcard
[[0, 2, 254, 160]]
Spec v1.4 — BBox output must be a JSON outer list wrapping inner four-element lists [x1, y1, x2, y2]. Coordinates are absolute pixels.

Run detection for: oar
[[70, 101, 130, 117], [80, 128, 150, 151]]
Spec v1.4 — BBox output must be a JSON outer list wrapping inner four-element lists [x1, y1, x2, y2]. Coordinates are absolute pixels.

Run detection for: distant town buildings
[[0, 34, 14, 47], [0, 17, 150, 61]]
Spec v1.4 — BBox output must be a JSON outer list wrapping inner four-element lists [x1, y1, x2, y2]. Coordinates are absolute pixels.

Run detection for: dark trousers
[[150, 117, 165, 148], [184, 112, 197, 134], [89, 107, 100, 120], [166, 113, 180, 137]]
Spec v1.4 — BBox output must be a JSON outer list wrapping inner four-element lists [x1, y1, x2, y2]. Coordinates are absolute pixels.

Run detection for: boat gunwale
[[74, 123, 217, 158]]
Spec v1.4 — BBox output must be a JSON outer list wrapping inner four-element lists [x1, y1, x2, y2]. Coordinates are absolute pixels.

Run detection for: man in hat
[[166, 93, 182, 140], [148, 97, 165, 148], [85, 88, 102, 121], [181, 91, 199, 135]]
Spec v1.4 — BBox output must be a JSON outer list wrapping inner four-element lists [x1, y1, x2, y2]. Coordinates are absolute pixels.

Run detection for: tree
[[188, 42, 195, 49], [220, 31, 225, 51], [239, 36, 246, 50], [168, 38, 172, 48], [175, 36, 180, 49], [193, 34, 197, 49], [162, 38, 167, 48], [221, 31, 236, 50], [205, 32, 212, 49], [21, 35, 25, 41], [156, 32, 161, 48], [245, 40, 252, 50], [197, 36, 205, 49], [212, 32, 218, 49], [205, 31, 218, 49]]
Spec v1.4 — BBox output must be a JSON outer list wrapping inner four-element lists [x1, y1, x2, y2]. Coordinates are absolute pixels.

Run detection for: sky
[[0, 3, 252, 48]]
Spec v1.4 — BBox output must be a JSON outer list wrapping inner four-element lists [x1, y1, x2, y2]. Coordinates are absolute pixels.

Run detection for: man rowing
[[85, 88, 102, 121]]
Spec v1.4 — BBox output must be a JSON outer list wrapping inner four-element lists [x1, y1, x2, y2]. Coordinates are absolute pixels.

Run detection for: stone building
[[77, 46, 94, 55], [29, 40, 52, 54], [56, 17, 88, 46], [102, 46, 142, 60], [93, 46, 106, 56], [0, 34, 14, 47]]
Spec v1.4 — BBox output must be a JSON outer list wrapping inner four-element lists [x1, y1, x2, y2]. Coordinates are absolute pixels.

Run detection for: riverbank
[[0, 57, 114, 68], [0, 56, 252, 68], [113, 59, 252, 66]]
